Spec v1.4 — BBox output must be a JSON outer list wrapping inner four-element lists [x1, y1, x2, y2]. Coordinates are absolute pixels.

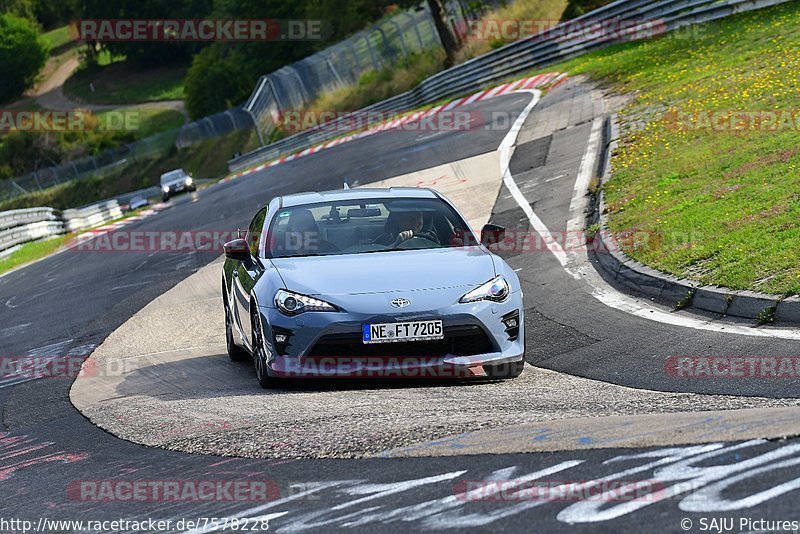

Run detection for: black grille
[[308, 325, 494, 358]]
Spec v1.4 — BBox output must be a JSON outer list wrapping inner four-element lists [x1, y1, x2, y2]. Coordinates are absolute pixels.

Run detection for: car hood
[[270, 247, 496, 296]]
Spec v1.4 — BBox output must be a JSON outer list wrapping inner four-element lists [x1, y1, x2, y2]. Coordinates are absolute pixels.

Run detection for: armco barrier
[[62, 201, 123, 233], [230, 0, 792, 173], [0, 200, 124, 253], [0, 221, 65, 253], [0, 208, 60, 231]]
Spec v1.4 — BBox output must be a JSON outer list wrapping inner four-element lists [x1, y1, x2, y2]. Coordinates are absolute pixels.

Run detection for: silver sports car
[[222, 187, 524, 387]]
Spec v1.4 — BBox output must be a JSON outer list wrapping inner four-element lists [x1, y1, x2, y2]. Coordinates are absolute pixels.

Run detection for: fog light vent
[[501, 310, 520, 341]]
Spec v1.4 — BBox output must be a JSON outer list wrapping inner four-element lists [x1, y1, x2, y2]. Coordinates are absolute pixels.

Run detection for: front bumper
[[258, 289, 524, 378], [164, 181, 193, 194]]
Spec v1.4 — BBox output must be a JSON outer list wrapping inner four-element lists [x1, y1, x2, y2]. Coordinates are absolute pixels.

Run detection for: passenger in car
[[284, 209, 339, 254]]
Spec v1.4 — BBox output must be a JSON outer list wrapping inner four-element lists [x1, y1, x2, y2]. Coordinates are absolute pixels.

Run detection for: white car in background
[[160, 168, 196, 202]]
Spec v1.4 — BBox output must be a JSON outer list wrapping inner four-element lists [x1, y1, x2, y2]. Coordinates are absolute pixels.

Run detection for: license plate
[[363, 320, 444, 344]]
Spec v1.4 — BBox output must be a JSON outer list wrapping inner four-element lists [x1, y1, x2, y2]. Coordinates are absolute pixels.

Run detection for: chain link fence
[[244, 0, 498, 146], [244, 7, 440, 147]]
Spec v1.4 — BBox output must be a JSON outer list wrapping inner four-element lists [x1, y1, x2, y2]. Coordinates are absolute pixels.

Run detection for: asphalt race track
[[1, 80, 800, 533]]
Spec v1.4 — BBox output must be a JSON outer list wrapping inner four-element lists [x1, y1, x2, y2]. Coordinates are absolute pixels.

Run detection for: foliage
[[561, 0, 614, 19], [0, 13, 48, 102], [77, 0, 213, 66]]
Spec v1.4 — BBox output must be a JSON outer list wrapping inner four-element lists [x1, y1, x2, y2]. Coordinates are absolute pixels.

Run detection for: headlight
[[162, 185, 170, 193], [460, 276, 510, 303], [185, 177, 193, 186], [275, 289, 337, 315]]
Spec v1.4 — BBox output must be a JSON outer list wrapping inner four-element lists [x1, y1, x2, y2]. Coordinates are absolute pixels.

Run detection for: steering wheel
[[395, 236, 440, 249]]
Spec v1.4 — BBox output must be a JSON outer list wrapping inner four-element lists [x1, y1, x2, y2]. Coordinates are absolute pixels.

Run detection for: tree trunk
[[426, 0, 458, 68]]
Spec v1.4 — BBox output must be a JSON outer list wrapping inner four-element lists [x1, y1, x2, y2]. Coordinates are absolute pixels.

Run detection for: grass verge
[[533, 1, 800, 295], [0, 234, 73, 275], [64, 59, 187, 105]]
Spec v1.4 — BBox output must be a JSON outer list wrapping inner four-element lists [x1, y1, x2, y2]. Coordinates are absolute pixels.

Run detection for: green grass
[[532, 1, 800, 295], [63, 59, 187, 105], [41, 25, 75, 52], [94, 108, 187, 139], [0, 234, 72, 275]]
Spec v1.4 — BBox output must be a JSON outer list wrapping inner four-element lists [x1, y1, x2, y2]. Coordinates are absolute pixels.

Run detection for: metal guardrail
[[63, 201, 123, 233], [0, 221, 66, 254], [0, 200, 124, 253], [229, 0, 793, 173], [0, 208, 60, 231]]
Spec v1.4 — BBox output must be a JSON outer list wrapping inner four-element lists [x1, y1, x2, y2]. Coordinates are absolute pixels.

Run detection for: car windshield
[[160, 170, 185, 184], [267, 197, 477, 258]]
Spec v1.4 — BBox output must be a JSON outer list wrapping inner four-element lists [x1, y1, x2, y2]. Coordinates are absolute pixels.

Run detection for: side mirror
[[223, 238, 251, 262], [481, 224, 505, 247]]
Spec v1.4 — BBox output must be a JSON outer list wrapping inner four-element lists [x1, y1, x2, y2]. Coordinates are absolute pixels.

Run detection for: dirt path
[[34, 56, 187, 119]]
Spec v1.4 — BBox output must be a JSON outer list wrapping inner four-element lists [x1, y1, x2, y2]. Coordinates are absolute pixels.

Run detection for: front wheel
[[161, 193, 170, 202], [484, 359, 524, 379], [224, 297, 249, 362], [251, 310, 278, 389]]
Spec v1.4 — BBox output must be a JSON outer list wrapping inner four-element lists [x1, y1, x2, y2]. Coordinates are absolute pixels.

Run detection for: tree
[[184, 0, 316, 118], [426, 0, 458, 68], [77, 0, 214, 66], [35, 0, 80, 30], [0, 13, 48, 103], [184, 45, 253, 119], [0, 0, 36, 21]]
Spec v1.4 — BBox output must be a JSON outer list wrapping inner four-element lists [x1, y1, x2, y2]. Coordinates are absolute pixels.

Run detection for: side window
[[247, 208, 267, 256]]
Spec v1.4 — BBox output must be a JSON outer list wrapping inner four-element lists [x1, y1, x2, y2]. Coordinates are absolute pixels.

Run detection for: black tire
[[161, 193, 170, 202], [251, 310, 278, 389], [224, 296, 249, 362], [484, 359, 524, 379]]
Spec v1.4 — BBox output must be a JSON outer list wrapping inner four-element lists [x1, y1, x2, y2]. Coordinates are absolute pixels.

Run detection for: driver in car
[[376, 210, 437, 247]]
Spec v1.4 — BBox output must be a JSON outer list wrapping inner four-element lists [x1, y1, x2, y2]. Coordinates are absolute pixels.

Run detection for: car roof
[[279, 187, 438, 208]]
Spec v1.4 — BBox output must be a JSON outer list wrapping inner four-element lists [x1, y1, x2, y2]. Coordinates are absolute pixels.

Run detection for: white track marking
[[499, 90, 569, 268], [501, 90, 800, 340]]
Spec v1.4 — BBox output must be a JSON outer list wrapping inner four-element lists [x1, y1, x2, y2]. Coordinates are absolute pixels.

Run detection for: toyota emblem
[[391, 298, 411, 308]]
